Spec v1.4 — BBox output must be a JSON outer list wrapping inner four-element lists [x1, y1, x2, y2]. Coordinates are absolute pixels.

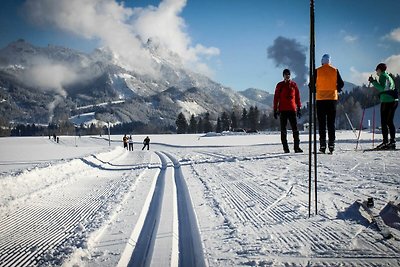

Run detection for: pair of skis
[[356, 199, 393, 239], [363, 147, 399, 152]]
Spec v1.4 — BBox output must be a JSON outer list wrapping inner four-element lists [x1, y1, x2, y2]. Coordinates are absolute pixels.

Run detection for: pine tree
[[203, 112, 213, 133], [230, 111, 238, 130], [241, 108, 248, 129], [197, 117, 204, 133], [248, 106, 259, 131], [221, 111, 230, 131], [175, 112, 188, 134], [189, 114, 197, 133], [259, 113, 268, 130], [216, 117, 222, 133]]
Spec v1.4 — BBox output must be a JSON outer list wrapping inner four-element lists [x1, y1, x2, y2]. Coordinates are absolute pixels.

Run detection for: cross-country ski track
[[0, 148, 206, 267], [0, 133, 399, 266]]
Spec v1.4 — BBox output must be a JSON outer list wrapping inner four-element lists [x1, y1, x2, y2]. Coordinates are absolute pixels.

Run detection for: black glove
[[296, 108, 301, 119], [368, 76, 375, 83], [273, 110, 279, 119]]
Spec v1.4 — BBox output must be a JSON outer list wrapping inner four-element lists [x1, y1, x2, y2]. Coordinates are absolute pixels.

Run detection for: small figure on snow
[[123, 134, 128, 150], [128, 135, 134, 151], [368, 63, 398, 150], [314, 54, 344, 153], [142, 136, 150, 150], [273, 68, 303, 153]]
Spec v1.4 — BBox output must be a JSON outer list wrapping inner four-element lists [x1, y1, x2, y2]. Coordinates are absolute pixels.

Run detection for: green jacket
[[371, 71, 397, 103]]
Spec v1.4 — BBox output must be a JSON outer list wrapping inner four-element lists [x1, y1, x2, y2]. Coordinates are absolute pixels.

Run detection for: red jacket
[[273, 80, 301, 112]]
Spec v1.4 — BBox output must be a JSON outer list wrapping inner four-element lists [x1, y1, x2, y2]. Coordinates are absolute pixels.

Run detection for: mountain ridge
[[0, 39, 270, 128]]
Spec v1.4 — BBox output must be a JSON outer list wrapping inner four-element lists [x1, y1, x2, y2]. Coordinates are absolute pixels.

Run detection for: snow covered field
[[0, 131, 399, 267]]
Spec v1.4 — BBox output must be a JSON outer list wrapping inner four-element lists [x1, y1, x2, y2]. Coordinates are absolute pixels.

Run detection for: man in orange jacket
[[315, 54, 344, 154], [273, 68, 303, 153]]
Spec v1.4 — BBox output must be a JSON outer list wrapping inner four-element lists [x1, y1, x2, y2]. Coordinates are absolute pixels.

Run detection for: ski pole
[[345, 112, 358, 138], [372, 105, 375, 148], [355, 108, 365, 150]]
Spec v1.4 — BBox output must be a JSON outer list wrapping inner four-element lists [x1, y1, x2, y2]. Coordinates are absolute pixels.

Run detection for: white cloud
[[387, 27, 400, 42], [385, 54, 400, 75], [344, 35, 358, 43], [349, 67, 372, 86], [22, 58, 79, 97], [349, 54, 400, 86], [22, 0, 219, 77], [131, 0, 219, 74]]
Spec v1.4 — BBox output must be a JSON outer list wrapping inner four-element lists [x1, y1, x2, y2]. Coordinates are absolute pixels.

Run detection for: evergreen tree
[[221, 111, 230, 131], [241, 108, 248, 129], [216, 117, 222, 133], [203, 112, 213, 133], [197, 117, 204, 133], [176, 112, 188, 134], [259, 113, 268, 130], [230, 111, 238, 130], [188, 114, 197, 133], [248, 106, 259, 131]]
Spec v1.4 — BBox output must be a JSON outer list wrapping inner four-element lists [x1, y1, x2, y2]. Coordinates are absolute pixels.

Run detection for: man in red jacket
[[273, 69, 303, 153]]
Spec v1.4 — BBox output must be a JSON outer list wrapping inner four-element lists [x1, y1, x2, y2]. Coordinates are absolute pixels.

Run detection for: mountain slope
[[0, 40, 265, 127]]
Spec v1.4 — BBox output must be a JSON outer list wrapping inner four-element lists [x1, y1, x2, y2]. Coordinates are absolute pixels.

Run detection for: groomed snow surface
[[0, 131, 399, 267]]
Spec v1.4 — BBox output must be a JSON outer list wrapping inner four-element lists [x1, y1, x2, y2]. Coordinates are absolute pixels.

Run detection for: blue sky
[[1, 0, 399, 93]]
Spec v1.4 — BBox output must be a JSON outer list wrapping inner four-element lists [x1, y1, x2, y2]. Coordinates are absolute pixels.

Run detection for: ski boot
[[294, 147, 303, 153], [319, 145, 326, 154], [282, 141, 290, 153], [328, 145, 334, 154], [385, 140, 396, 150], [376, 142, 388, 150]]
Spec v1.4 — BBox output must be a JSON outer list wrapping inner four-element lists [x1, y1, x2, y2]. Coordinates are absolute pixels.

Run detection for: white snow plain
[[0, 131, 399, 267]]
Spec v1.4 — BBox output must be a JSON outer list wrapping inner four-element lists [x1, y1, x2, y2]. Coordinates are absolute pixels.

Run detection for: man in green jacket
[[368, 63, 398, 150]]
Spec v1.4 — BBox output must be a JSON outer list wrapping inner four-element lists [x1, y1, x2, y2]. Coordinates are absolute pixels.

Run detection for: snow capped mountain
[[239, 88, 274, 109], [0, 39, 264, 127]]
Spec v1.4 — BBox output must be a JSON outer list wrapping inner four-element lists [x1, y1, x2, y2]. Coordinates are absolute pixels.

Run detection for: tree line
[[175, 76, 399, 134], [175, 106, 284, 134], [1, 75, 397, 137]]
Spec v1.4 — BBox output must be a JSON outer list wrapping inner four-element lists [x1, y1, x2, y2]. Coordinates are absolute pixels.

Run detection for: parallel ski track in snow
[[0, 149, 149, 267], [123, 151, 205, 267], [186, 150, 400, 265]]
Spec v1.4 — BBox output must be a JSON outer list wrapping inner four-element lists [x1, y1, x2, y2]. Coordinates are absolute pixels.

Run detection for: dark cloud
[[267, 36, 308, 87]]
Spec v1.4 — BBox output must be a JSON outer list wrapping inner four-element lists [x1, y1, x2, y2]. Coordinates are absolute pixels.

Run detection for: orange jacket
[[315, 64, 344, 100]]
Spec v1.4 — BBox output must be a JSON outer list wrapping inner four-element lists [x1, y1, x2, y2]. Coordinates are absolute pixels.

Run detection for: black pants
[[279, 111, 300, 149], [317, 100, 337, 148], [129, 143, 134, 151], [381, 101, 398, 143], [142, 144, 149, 150]]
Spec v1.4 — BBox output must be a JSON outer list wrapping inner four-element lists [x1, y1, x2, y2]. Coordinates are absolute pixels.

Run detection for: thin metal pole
[[308, 0, 315, 218], [372, 105, 375, 148], [355, 109, 365, 150], [310, 0, 318, 215], [108, 121, 111, 147]]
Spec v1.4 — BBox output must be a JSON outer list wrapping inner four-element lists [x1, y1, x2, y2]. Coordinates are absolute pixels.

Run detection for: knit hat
[[283, 69, 291, 76], [321, 54, 330, 65], [375, 63, 387, 72]]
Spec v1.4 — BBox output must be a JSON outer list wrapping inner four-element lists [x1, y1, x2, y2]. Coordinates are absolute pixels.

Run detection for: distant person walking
[[273, 68, 303, 153], [315, 54, 344, 154], [128, 135, 134, 151], [123, 134, 128, 150], [368, 63, 398, 150], [142, 136, 150, 150]]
